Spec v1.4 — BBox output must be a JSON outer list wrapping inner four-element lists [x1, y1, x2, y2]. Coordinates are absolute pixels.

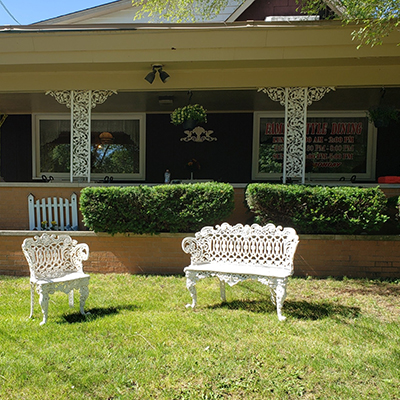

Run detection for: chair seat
[[34, 272, 90, 285]]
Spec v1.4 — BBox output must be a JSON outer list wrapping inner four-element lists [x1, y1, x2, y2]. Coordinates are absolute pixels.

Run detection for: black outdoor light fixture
[[145, 64, 170, 84]]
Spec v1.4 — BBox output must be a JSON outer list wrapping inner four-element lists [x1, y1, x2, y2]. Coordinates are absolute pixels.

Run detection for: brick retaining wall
[[2, 231, 400, 279]]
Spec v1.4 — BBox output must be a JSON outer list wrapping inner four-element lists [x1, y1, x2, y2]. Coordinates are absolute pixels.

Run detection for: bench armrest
[[182, 237, 208, 264], [70, 243, 90, 272]]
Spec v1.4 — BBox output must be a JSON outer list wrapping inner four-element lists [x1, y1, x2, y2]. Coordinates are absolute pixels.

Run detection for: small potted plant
[[186, 158, 201, 180], [367, 105, 399, 128], [171, 104, 207, 130]]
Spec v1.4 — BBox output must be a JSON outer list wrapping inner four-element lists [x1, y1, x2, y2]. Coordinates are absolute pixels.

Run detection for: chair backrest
[[28, 193, 78, 231], [193, 223, 299, 270], [22, 233, 89, 280]]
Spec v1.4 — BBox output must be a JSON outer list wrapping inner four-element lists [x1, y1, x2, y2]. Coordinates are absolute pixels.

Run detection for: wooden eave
[[0, 21, 398, 90]]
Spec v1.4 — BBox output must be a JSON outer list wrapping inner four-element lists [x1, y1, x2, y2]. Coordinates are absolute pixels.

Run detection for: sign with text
[[258, 115, 369, 175]]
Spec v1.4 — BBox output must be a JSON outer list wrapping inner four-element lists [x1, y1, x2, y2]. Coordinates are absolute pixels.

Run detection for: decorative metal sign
[[258, 87, 334, 183], [46, 90, 116, 182], [180, 126, 217, 143]]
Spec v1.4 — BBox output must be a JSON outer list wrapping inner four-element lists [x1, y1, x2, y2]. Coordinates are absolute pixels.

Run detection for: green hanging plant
[[170, 104, 207, 126], [367, 105, 399, 128]]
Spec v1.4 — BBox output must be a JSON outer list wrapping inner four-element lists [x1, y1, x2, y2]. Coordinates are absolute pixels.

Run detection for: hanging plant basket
[[182, 119, 198, 130], [170, 104, 207, 128], [373, 119, 388, 128], [367, 106, 399, 128]]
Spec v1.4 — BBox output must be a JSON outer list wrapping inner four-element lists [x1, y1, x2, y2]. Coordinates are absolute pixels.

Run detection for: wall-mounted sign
[[253, 112, 376, 181]]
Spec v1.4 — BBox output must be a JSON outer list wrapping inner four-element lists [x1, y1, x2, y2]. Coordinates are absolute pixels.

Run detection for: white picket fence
[[28, 193, 78, 231]]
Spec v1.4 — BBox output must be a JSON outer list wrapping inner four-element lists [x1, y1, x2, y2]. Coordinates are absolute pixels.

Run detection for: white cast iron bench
[[22, 233, 90, 325], [182, 223, 299, 321]]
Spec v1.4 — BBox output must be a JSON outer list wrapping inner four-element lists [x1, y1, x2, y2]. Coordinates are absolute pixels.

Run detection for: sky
[[0, 0, 113, 25]]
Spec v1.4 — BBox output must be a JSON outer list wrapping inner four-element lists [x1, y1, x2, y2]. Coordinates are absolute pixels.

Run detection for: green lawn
[[0, 274, 399, 399]]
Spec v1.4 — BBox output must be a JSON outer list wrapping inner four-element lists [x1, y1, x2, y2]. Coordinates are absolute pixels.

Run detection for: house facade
[[0, 0, 400, 279], [0, 0, 399, 230]]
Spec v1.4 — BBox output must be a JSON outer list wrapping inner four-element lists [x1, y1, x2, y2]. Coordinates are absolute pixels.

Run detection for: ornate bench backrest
[[185, 223, 299, 271], [22, 233, 89, 280]]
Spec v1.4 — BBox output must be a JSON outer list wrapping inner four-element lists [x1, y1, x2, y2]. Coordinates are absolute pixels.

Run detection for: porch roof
[[0, 20, 398, 94]]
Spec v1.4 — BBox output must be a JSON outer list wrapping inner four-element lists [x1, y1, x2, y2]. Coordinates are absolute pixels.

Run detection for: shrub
[[80, 182, 234, 234], [245, 183, 389, 234], [397, 196, 400, 222], [385, 196, 400, 233]]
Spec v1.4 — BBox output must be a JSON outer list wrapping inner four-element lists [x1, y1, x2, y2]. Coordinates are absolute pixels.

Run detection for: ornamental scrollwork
[[46, 90, 116, 180], [182, 223, 298, 320], [71, 91, 91, 178], [22, 232, 90, 325], [258, 87, 286, 106], [259, 86, 334, 181], [307, 87, 335, 105], [91, 90, 117, 107], [180, 126, 217, 142], [46, 90, 73, 108]]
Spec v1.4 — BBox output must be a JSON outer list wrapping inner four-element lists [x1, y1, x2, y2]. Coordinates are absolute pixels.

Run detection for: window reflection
[[39, 118, 141, 176]]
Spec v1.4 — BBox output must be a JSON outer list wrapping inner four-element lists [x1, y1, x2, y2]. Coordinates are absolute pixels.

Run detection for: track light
[[145, 64, 170, 84], [159, 69, 170, 83], [144, 70, 156, 84]]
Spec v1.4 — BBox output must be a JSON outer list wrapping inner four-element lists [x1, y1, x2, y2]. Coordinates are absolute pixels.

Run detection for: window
[[33, 113, 145, 180], [252, 111, 377, 181]]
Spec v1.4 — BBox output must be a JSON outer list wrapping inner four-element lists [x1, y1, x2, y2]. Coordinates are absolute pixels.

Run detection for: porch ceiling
[[0, 87, 399, 114]]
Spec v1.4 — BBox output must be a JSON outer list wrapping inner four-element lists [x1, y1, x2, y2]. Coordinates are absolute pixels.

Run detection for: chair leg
[[37, 286, 50, 326], [29, 283, 35, 319], [79, 285, 90, 315]]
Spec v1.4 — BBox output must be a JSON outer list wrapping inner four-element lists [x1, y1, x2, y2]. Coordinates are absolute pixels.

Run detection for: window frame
[[32, 113, 146, 181], [252, 111, 377, 181]]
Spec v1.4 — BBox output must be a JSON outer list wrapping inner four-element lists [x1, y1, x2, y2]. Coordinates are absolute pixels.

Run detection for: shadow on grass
[[335, 283, 400, 297], [61, 304, 138, 324], [210, 299, 360, 320], [284, 300, 360, 320]]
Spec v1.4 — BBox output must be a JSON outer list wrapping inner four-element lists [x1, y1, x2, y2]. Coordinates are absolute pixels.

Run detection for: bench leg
[[219, 280, 226, 302], [185, 271, 198, 309], [37, 285, 50, 326], [79, 285, 90, 315], [68, 290, 74, 308], [274, 278, 288, 321]]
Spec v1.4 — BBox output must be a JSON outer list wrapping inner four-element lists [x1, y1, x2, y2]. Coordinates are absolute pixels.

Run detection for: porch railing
[[28, 193, 78, 231]]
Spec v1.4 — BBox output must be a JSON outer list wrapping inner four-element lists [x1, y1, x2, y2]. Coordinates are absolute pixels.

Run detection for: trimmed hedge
[[245, 183, 389, 234], [80, 182, 234, 234], [385, 195, 400, 233], [396, 196, 400, 222]]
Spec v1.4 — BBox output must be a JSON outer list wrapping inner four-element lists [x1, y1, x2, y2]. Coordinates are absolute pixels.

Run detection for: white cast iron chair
[[21, 233, 90, 325]]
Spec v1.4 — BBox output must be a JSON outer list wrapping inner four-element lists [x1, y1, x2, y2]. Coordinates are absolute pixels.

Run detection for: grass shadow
[[293, 276, 400, 297], [284, 300, 360, 320], [61, 304, 138, 324], [209, 299, 360, 320]]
